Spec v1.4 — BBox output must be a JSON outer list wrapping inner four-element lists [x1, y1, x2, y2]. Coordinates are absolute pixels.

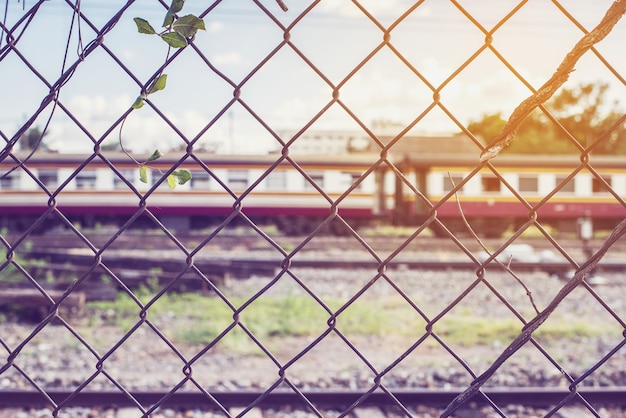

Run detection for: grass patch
[[0, 232, 33, 284], [434, 315, 618, 346], [86, 292, 619, 353], [360, 225, 432, 238]]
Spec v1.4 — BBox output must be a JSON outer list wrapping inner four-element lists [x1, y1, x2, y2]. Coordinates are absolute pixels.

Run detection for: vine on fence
[[122, 0, 288, 188], [120, 0, 206, 189]]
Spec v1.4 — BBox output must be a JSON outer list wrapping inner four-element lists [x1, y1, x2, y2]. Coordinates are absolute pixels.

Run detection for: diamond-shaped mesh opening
[[1, 1, 626, 416]]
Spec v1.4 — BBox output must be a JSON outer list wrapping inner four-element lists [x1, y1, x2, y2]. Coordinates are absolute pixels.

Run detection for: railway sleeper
[[0, 288, 85, 321]]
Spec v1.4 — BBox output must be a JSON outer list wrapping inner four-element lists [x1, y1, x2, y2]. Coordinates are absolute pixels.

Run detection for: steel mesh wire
[[1, 1, 625, 417]]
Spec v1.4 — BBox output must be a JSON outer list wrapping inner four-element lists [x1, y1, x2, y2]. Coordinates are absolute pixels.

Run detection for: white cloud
[[315, 0, 417, 18], [420, 57, 452, 86], [66, 94, 131, 122], [413, 5, 432, 17], [212, 51, 243, 66], [208, 21, 224, 33], [450, 69, 539, 119], [52, 58, 546, 155], [44, 94, 226, 153], [262, 56, 545, 136], [121, 49, 136, 61], [264, 62, 440, 133]]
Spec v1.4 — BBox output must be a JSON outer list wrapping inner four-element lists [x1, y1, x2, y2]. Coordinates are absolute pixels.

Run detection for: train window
[[592, 176, 612, 194], [190, 171, 211, 189], [304, 172, 324, 190], [0, 172, 18, 189], [342, 172, 363, 191], [113, 170, 134, 189], [38, 170, 58, 189], [443, 174, 464, 193], [75, 171, 97, 190], [228, 170, 248, 190], [351, 173, 363, 191], [481, 175, 501, 193], [555, 175, 575, 193], [518, 175, 538, 193], [265, 170, 286, 190]]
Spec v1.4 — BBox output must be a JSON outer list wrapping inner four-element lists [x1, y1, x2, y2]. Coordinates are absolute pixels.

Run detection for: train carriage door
[[374, 167, 386, 217], [393, 157, 407, 225], [393, 155, 418, 225], [413, 166, 428, 221]]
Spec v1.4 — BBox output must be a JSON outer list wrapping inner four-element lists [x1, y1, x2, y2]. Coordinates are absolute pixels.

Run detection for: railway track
[[9, 230, 624, 281], [2, 387, 626, 416], [7, 230, 618, 254], [4, 231, 626, 417], [8, 250, 622, 307], [20, 246, 626, 285]]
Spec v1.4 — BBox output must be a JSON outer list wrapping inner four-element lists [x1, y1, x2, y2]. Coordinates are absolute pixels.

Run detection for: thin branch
[[448, 172, 539, 314], [117, 116, 140, 165], [480, 0, 626, 162], [442, 217, 626, 416]]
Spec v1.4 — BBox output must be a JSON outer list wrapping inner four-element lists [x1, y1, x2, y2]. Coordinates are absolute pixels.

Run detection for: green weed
[[85, 292, 619, 353]]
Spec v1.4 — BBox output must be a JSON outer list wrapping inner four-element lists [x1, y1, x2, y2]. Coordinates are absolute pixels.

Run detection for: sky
[[0, 0, 624, 155]]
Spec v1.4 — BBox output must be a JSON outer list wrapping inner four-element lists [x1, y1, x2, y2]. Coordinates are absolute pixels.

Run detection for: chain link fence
[[1, 1, 626, 417]]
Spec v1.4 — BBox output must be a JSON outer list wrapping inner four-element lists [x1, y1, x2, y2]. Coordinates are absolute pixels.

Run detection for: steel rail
[[13, 233, 622, 253], [1, 387, 626, 408], [23, 249, 626, 274]]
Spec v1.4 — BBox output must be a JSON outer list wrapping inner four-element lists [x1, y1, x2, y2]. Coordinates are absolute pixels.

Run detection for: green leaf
[[132, 95, 145, 109], [171, 169, 192, 185], [147, 74, 167, 95], [160, 31, 187, 48], [134, 17, 156, 34], [166, 170, 192, 189], [167, 174, 177, 189], [145, 149, 164, 163], [163, 0, 185, 27], [170, 0, 185, 13], [172, 15, 205, 38], [139, 166, 148, 183], [163, 11, 175, 27]]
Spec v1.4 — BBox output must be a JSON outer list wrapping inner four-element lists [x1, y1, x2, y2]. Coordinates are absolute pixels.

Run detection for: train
[[0, 151, 625, 237]]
